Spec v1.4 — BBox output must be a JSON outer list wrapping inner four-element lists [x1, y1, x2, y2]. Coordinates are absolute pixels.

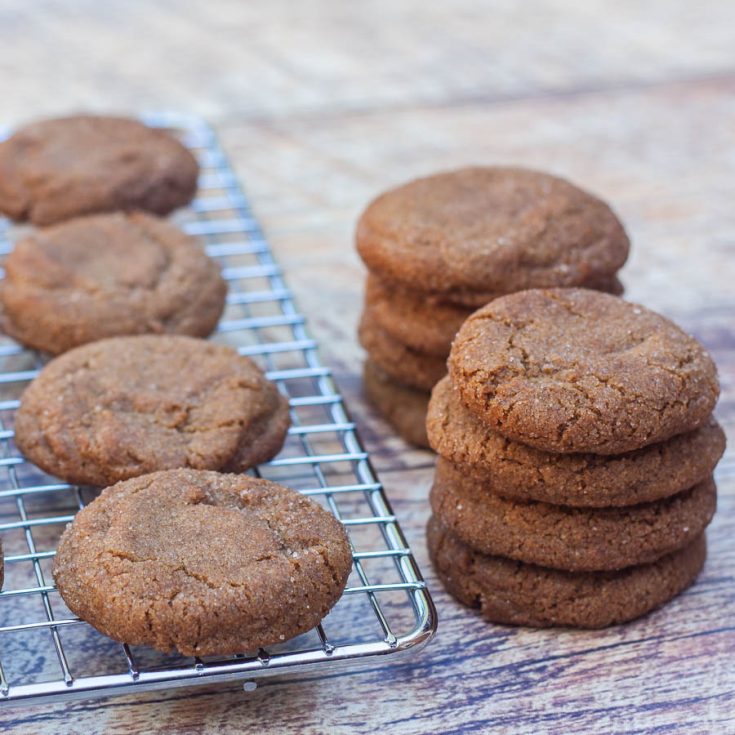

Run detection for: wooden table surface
[[1, 2, 734, 733]]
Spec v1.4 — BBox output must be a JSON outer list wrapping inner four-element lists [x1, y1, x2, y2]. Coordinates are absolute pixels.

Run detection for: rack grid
[[0, 114, 436, 706]]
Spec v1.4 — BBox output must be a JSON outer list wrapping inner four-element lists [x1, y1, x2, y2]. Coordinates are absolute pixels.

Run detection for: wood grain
[[1, 1, 734, 733]]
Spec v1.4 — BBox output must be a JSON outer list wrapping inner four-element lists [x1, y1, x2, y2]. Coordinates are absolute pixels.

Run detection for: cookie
[[375, 273, 624, 310], [0, 212, 226, 354], [449, 289, 719, 454], [15, 336, 290, 486], [0, 115, 198, 225], [431, 458, 716, 571], [427, 376, 726, 507], [363, 360, 430, 448], [365, 275, 471, 357], [427, 516, 706, 628], [356, 167, 629, 296], [358, 310, 446, 391], [54, 469, 353, 656]]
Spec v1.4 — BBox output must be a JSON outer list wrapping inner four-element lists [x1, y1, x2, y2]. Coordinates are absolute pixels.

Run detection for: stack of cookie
[[427, 288, 725, 627], [356, 166, 630, 447]]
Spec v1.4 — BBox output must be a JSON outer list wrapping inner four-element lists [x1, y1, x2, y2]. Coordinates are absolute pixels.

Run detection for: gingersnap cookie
[[15, 336, 290, 486], [0, 115, 198, 225], [427, 377, 726, 507], [427, 516, 706, 628], [363, 360, 430, 448], [365, 275, 471, 357], [54, 469, 353, 656], [356, 167, 629, 296], [0, 212, 226, 355], [431, 458, 716, 571], [449, 289, 720, 455], [358, 310, 446, 391], [376, 273, 624, 310]]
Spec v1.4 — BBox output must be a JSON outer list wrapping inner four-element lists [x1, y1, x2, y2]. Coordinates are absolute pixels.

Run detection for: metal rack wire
[[0, 114, 436, 706]]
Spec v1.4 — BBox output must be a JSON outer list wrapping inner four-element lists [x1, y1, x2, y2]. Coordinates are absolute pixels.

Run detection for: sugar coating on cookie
[[53, 469, 353, 656], [1, 212, 226, 354], [427, 376, 726, 507], [449, 288, 719, 454], [427, 516, 706, 628], [363, 360, 430, 448], [356, 167, 629, 295], [15, 335, 290, 485], [430, 458, 716, 571], [0, 115, 199, 225]]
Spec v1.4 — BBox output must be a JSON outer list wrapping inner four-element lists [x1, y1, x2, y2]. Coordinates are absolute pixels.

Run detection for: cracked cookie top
[[356, 167, 630, 296], [448, 288, 719, 454], [0, 212, 227, 354], [0, 115, 199, 225], [53, 469, 353, 656], [15, 335, 290, 485]]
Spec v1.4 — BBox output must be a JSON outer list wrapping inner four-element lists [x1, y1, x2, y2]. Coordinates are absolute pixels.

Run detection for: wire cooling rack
[[0, 113, 436, 706]]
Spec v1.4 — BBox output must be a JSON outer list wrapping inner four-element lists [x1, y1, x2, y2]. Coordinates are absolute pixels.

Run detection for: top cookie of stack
[[356, 166, 630, 447]]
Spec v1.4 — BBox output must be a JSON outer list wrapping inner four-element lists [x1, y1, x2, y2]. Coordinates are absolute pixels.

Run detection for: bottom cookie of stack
[[427, 516, 706, 629], [363, 360, 430, 448]]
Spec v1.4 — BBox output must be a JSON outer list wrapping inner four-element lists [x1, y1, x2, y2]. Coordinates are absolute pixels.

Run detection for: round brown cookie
[[431, 459, 716, 571], [53, 469, 353, 656], [427, 376, 726, 507], [0, 212, 226, 355], [15, 336, 290, 486], [0, 115, 199, 225], [356, 167, 629, 295], [358, 309, 446, 391], [363, 360, 430, 448], [377, 272, 624, 310], [365, 275, 471, 357], [449, 289, 720, 454], [427, 516, 706, 628]]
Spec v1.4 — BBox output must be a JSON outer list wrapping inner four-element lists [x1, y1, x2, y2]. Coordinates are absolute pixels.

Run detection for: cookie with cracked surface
[[365, 275, 471, 357], [363, 360, 430, 448], [0, 212, 226, 354], [15, 335, 290, 486], [427, 516, 706, 628], [449, 288, 719, 454], [0, 115, 198, 225], [431, 458, 716, 571], [53, 469, 352, 656], [427, 376, 726, 507], [358, 309, 446, 391], [356, 167, 629, 296]]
